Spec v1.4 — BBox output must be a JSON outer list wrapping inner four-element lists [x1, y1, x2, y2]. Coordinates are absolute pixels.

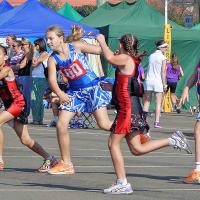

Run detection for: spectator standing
[[9, 40, 24, 75], [166, 53, 184, 111], [6, 34, 16, 61], [31, 38, 49, 125], [143, 40, 168, 128], [16, 38, 33, 122]]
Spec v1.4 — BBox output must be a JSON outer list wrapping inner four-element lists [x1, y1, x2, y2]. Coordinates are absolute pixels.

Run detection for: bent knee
[[20, 136, 32, 146]]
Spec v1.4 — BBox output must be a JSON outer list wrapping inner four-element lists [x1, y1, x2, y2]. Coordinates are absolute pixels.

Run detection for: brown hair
[[171, 53, 179, 70], [66, 25, 83, 42], [7, 34, 17, 41], [21, 38, 34, 62], [119, 34, 139, 57]]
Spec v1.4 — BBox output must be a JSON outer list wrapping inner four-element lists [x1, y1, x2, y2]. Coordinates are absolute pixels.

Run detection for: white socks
[[117, 178, 127, 186], [168, 137, 176, 146], [195, 162, 200, 171]]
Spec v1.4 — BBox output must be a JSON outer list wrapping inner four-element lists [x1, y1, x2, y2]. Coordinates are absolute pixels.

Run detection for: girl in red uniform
[[0, 45, 57, 171], [97, 34, 191, 194]]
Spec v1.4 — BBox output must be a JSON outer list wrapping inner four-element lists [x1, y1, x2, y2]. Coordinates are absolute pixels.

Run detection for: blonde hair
[[46, 25, 65, 40], [46, 25, 83, 43], [66, 25, 83, 42]]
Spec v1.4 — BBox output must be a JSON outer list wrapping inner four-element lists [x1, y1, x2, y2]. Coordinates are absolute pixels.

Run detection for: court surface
[[0, 109, 199, 200]]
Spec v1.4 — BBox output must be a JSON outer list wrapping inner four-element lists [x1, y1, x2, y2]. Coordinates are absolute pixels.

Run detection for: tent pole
[[165, 0, 168, 24]]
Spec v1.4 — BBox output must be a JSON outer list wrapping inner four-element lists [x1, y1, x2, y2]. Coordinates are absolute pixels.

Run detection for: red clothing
[[0, 77, 25, 117], [111, 61, 148, 135]]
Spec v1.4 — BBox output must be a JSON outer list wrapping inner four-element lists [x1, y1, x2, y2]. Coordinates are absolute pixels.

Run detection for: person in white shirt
[[143, 40, 168, 128]]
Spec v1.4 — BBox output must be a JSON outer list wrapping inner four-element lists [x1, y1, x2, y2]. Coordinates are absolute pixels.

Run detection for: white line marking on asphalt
[[0, 188, 200, 192], [3, 155, 193, 158], [4, 124, 195, 134]]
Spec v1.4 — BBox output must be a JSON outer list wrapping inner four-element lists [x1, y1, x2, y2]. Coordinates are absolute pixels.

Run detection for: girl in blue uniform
[[46, 26, 112, 174]]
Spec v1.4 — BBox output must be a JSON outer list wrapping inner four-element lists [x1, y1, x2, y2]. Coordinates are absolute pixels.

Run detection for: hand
[[100, 81, 113, 91], [58, 91, 71, 104], [179, 87, 189, 107], [96, 34, 105, 43], [163, 85, 167, 93]]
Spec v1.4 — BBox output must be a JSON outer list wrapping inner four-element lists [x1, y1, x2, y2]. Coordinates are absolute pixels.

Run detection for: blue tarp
[[0, 0, 99, 38], [0, 0, 13, 14]]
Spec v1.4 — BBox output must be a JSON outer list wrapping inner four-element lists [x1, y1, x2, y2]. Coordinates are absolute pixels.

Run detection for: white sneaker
[[171, 131, 192, 154], [103, 183, 133, 194]]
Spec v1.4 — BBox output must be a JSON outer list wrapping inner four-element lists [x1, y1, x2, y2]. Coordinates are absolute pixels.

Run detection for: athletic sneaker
[[183, 169, 200, 184], [38, 156, 58, 172], [48, 161, 75, 175], [170, 131, 192, 154], [104, 183, 133, 194], [154, 122, 161, 128]]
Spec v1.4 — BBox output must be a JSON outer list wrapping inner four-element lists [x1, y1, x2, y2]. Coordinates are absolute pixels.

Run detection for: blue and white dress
[[50, 43, 111, 113]]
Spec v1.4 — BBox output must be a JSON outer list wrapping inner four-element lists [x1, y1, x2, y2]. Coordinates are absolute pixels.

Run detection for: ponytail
[[66, 25, 84, 42]]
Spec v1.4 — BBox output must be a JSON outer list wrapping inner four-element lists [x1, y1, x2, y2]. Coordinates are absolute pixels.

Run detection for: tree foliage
[[74, 5, 97, 17], [39, 0, 60, 10]]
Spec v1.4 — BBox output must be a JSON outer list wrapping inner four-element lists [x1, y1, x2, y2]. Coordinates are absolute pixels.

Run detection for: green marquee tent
[[57, 3, 83, 22], [191, 23, 200, 30], [82, 0, 200, 108]]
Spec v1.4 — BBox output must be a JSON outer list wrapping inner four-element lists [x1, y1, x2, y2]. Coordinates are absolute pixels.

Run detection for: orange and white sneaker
[[48, 161, 75, 175], [183, 169, 200, 184]]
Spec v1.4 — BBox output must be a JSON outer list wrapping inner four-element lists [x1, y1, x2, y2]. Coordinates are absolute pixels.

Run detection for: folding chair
[[70, 112, 96, 129], [81, 112, 96, 128]]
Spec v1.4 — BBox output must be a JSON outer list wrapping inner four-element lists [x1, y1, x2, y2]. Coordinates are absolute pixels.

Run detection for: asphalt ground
[[0, 109, 199, 200]]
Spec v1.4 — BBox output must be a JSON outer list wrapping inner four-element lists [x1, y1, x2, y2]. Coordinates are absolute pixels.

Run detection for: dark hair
[[0, 45, 7, 55], [34, 38, 47, 53], [14, 40, 22, 47], [171, 53, 179, 69], [155, 40, 165, 48], [119, 34, 139, 57], [7, 34, 17, 41]]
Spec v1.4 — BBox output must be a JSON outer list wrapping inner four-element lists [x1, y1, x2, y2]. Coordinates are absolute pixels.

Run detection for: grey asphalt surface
[[0, 109, 199, 200]]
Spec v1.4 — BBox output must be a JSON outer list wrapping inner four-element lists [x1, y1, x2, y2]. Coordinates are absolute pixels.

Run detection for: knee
[[20, 136, 32, 147], [129, 144, 143, 155], [97, 121, 112, 131], [56, 120, 68, 134]]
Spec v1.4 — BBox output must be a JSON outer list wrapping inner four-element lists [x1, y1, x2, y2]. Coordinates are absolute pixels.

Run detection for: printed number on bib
[[61, 60, 86, 81]]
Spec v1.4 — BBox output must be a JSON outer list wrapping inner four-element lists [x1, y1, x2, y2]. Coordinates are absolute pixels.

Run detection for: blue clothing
[[50, 43, 111, 112], [197, 64, 200, 95]]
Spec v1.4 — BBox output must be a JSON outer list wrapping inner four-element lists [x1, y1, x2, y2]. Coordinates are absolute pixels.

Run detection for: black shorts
[[167, 81, 177, 93]]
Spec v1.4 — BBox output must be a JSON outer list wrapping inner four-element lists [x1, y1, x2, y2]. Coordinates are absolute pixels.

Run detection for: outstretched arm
[[96, 34, 128, 66], [179, 67, 198, 105], [73, 40, 102, 55]]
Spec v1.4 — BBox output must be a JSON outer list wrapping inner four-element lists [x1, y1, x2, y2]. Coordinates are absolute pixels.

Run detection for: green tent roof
[[57, 3, 83, 22]]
